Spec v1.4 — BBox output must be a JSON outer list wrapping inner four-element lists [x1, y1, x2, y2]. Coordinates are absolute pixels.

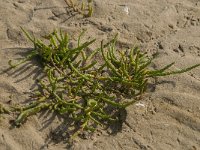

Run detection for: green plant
[[99, 41, 200, 96], [7, 28, 200, 139], [0, 103, 10, 114], [64, 0, 93, 17]]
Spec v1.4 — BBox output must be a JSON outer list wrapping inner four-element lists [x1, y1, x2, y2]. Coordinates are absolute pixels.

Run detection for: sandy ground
[[1, 0, 200, 149]]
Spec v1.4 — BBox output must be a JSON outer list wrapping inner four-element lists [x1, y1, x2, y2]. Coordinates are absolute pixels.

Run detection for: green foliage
[[0, 103, 10, 114], [7, 28, 200, 139], [64, 0, 93, 17]]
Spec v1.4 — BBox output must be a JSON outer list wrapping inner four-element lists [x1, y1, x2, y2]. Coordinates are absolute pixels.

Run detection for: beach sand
[[0, 0, 200, 149]]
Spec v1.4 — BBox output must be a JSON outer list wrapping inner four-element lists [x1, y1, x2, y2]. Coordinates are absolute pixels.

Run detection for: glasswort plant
[[7, 28, 200, 139]]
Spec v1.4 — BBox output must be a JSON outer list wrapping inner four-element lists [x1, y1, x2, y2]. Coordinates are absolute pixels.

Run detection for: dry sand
[[1, 0, 200, 149]]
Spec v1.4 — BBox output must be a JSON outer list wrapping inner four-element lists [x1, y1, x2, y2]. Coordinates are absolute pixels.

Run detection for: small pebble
[[123, 6, 129, 15]]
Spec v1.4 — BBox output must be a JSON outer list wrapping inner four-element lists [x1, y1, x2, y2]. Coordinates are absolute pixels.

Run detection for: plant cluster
[[64, 0, 93, 17], [7, 28, 200, 139]]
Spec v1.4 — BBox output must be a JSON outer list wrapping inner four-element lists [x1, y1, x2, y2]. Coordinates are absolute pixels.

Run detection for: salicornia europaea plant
[[6, 28, 200, 140], [64, 0, 93, 17]]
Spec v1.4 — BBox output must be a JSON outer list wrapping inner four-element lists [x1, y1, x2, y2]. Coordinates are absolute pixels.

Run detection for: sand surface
[[1, 0, 200, 149]]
